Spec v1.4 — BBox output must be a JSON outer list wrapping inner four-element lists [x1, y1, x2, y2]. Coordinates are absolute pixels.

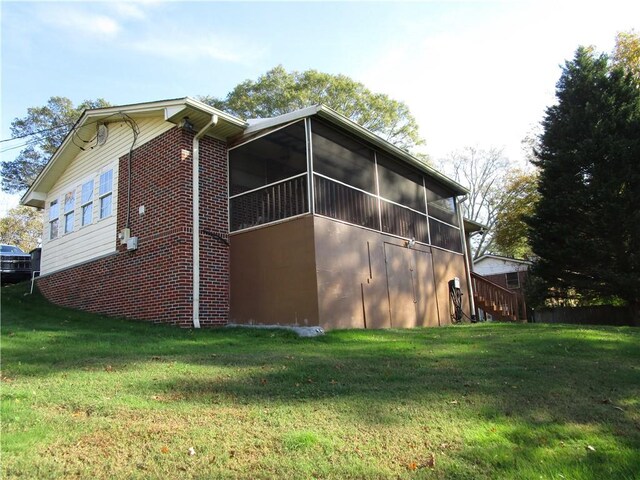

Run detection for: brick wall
[[197, 135, 229, 326], [37, 126, 230, 327]]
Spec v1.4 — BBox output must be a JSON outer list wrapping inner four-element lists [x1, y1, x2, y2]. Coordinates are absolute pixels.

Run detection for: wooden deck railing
[[471, 272, 519, 321]]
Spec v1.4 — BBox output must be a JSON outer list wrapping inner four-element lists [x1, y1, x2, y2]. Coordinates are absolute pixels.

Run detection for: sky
[[1, 0, 638, 215]]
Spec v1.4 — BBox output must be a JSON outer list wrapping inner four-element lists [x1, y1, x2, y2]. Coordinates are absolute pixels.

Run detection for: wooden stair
[[471, 272, 520, 322]]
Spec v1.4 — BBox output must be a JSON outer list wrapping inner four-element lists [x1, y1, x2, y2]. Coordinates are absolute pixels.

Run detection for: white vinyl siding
[[40, 116, 173, 275]]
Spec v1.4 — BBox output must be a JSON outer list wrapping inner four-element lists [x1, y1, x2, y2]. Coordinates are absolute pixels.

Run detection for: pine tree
[[528, 47, 640, 316]]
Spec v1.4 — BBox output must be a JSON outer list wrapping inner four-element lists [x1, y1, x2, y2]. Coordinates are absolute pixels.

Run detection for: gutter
[[192, 115, 218, 329], [457, 195, 477, 321]]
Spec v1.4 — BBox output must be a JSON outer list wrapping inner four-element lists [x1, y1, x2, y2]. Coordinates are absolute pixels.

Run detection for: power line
[[0, 123, 73, 143]]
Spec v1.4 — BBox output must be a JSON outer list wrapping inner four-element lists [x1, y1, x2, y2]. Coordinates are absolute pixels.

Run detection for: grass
[[1, 282, 639, 479]]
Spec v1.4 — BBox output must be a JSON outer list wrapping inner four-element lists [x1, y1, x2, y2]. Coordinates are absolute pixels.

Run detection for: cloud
[[111, 3, 147, 20], [129, 31, 267, 65], [40, 7, 121, 37]]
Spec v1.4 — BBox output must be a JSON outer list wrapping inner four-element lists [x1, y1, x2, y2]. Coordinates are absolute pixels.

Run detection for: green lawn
[[1, 282, 639, 479]]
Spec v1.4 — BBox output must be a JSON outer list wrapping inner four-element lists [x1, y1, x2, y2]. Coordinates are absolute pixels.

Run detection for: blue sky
[[1, 1, 638, 213]]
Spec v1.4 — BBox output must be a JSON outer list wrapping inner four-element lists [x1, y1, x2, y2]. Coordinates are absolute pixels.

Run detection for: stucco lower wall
[[229, 216, 319, 326], [314, 216, 471, 329]]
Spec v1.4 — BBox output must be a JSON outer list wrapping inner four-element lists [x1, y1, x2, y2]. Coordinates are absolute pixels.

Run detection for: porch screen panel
[[428, 218, 462, 253], [314, 176, 378, 229], [377, 154, 426, 212], [425, 178, 459, 227], [380, 200, 429, 243], [229, 121, 307, 196], [311, 120, 376, 193]]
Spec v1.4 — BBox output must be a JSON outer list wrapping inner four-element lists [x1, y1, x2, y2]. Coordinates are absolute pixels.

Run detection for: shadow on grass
[[3, 282, 640, 478]]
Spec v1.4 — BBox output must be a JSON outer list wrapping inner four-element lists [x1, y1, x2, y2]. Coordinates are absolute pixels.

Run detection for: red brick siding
[[37, 126, 230, 327], [197, 135, 229, 326]]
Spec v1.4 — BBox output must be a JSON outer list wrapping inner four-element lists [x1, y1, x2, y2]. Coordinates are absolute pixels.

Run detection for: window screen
[[425, 179, 458, 226], [311, 120, 376, 193], [506, 272, 520, 289], [229, 121, 307, 196], [376, 154, 425, 212]]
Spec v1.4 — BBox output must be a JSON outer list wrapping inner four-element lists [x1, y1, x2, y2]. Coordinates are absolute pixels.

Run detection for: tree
[[613, 30, 640, 84], [441, 146, 510, 259], [1, 96, 110, 193], [527, 46, 640, 312], [0, 205, 43, 252], [493, 170, 539, 258], [200, 65, 424, 152]]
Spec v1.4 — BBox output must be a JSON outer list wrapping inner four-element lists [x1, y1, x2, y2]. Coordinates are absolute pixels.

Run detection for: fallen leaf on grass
[[408, 462, 418, 471], [425, 453, 436, 468], [161, 446, 169, 454], [104, 365, 113, 372]]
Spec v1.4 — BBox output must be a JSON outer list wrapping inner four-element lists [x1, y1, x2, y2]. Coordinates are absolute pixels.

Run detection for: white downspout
[[457, 195, 477, 321], [192, 115, 218, 329]]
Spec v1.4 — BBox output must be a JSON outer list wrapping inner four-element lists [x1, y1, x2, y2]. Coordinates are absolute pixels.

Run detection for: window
[[63, 191, 75, 233], [506, 272, 520, 289], [81, 179, 94, 226], [99, 170, 113, 219], [49, 199, 59, 240]]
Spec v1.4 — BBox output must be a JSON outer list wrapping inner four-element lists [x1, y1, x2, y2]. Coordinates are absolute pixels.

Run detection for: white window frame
[[49, 198, 59, 240], [63, 190, 75, 234], [81, 178, 94, 227], [99, 169, 113, 219]]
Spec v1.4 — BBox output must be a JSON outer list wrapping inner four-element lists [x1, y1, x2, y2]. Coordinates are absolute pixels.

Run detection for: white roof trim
[[21, 97, 246, 207], [474, 254, 533, 265]]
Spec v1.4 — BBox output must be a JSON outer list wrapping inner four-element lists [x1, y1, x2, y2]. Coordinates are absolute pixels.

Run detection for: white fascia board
[[244, 106, 320, 134], [20, 97, 247, 207], [474, 254, 533, 265], [21, 191, 46, 209], [183, 97, 248, 128]]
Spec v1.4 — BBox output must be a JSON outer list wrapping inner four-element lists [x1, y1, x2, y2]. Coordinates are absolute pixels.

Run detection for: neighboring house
[[22, 97, 477, 330], [473, 254, 532, 320]]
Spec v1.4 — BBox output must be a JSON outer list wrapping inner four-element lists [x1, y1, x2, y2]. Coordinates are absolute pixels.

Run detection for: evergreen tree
[[528, 47, 640, 315]]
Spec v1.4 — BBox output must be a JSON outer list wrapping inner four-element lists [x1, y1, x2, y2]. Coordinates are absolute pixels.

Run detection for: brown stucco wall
[[229, 215, 471, 330], [229, 215, 320, 326], [313, 216, 470, 329]]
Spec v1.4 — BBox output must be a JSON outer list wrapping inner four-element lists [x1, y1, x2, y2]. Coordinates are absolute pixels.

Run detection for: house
[[22, 97, 478, 329], [473, 254, 532, 321]]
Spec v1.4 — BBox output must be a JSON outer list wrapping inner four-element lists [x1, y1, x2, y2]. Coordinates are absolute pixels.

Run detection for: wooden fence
[[533, 305, 636, 326]]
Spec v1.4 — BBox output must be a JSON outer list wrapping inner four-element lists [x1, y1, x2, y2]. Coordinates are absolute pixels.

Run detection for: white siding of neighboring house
[[40, 117, 174, 275], [473, 257, 529, 276]]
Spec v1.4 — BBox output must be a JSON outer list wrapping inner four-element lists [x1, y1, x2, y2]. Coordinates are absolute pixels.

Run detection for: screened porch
[[228, 117, 463, 254]]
